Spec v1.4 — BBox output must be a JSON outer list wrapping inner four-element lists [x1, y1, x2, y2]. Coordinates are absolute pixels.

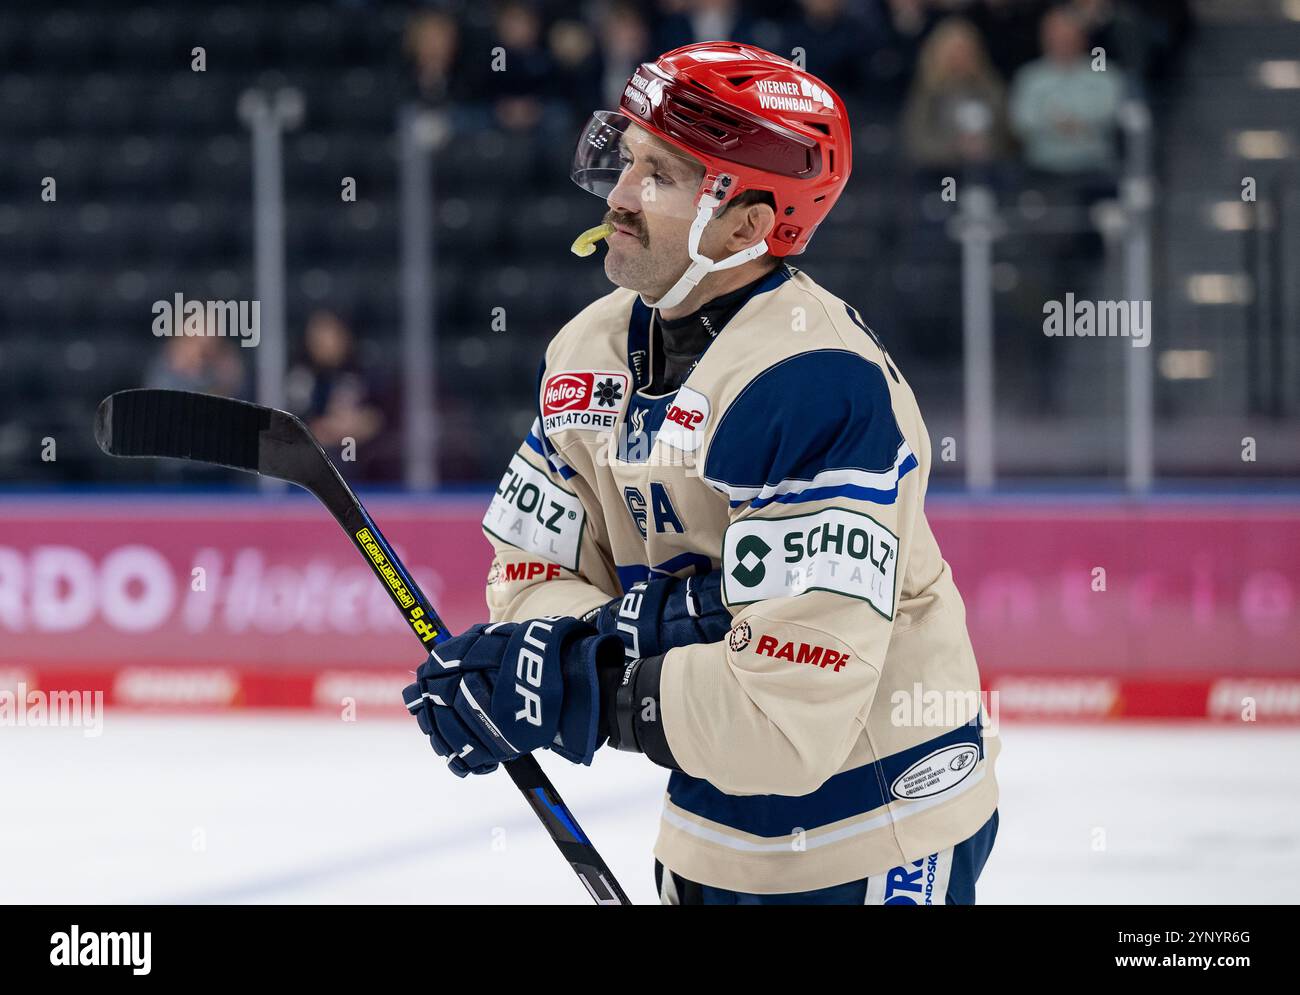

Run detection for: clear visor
[[571, 110, 708, 220]]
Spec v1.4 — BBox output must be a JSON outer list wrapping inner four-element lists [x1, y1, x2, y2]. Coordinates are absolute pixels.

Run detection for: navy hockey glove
[[584, 571, 732, 660], [402, 617, 625, 777]]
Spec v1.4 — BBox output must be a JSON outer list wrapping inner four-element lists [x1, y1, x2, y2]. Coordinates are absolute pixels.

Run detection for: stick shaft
[[318, 483, 631, 905], [96, 390, 632, 905]]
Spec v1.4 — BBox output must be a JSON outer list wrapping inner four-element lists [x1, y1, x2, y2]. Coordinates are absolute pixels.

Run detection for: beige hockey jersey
[[480, 264, 1000, 894]]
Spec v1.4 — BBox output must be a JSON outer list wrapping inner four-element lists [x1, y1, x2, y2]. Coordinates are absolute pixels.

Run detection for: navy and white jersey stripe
[[524, 418, 577, 480], [702, 349, 917, 510]]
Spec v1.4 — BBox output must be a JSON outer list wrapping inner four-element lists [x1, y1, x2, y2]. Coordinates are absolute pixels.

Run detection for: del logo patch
[[656, 386, 710, 453], [541, 370, 628, 436], [722, 507, 899, 618]]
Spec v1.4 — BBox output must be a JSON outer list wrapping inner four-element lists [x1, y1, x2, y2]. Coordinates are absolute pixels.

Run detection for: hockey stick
[[94, 388, 631, 906]]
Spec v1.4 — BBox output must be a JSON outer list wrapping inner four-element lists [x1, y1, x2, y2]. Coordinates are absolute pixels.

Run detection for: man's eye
[[654, 173, 673, 186]]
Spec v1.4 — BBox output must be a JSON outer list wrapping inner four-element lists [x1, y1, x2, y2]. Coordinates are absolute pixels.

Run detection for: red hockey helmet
[[573, 41, 852, 257]]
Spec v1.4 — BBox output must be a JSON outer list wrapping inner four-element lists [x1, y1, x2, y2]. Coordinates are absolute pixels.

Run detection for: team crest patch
[[727, 621, 752, 652], [541, 370, 629, 436]]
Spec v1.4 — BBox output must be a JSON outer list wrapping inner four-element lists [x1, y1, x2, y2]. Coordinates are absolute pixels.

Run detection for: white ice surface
[[3, 716, 1298, 904]]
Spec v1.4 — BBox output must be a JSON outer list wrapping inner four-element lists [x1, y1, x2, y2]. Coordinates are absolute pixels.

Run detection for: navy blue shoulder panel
[[704, 349, 916, 509]]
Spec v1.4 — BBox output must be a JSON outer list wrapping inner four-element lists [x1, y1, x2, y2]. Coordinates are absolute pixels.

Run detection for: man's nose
[[606, 169, 644, 216]]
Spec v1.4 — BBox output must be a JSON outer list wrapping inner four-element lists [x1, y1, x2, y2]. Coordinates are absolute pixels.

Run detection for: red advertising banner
[[0, 497, 493, 669], [929, 504, 1300, 676], [2, 497, 1297, 719]]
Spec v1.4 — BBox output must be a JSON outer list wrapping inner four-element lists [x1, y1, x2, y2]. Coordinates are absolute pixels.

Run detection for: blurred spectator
[[902, 17, 1013, 171], [655, 0, 758, 52], [285, 309, 385, 459], [1072, 0, 1193, 91], [403, 8, 461, 110], [1002, 7, 1134, 415], [862, 0, 941, 105], [145, 335, 246, 398], [548, 18, 601, 118], [967, 0, 1045, 81], [883, 0, 932, 40], [143, 334, 248, 483], [1009, 6, 1125, 175], [596, 1, 652, 109], [484, 0, 560, 133], [757, 0, 873, 99]]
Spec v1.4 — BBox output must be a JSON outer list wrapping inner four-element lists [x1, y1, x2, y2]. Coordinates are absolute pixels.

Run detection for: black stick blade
[[95, 389, 271, 473]]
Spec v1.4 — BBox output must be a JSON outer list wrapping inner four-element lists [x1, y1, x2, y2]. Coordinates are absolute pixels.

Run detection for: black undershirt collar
[[645, 264, 782, 396]]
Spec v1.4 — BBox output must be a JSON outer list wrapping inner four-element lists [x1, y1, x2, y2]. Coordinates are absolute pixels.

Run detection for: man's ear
[[724, 202, 776, 254]]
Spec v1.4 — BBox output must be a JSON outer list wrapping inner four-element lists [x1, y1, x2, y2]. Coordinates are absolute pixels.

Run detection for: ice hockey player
[[403, 42, 1000, 905]]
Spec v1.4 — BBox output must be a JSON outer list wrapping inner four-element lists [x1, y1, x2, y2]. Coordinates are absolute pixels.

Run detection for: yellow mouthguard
[[570, 223, 616, 257]]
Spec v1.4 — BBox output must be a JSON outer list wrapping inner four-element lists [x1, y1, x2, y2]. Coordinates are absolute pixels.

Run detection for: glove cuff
[[608, 653, 679, 771], [551, 630, 624, 766]]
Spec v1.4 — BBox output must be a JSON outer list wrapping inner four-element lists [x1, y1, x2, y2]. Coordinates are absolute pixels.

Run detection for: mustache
[[603, 210, 648, 246]]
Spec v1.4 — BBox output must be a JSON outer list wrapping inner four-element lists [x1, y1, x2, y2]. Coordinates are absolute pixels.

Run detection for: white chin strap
[[644, 195, 769, 311]]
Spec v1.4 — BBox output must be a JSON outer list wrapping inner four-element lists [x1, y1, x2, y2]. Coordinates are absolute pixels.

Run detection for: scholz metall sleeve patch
[[722, 508, 898, 619], [482, 454, 586, 570]]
